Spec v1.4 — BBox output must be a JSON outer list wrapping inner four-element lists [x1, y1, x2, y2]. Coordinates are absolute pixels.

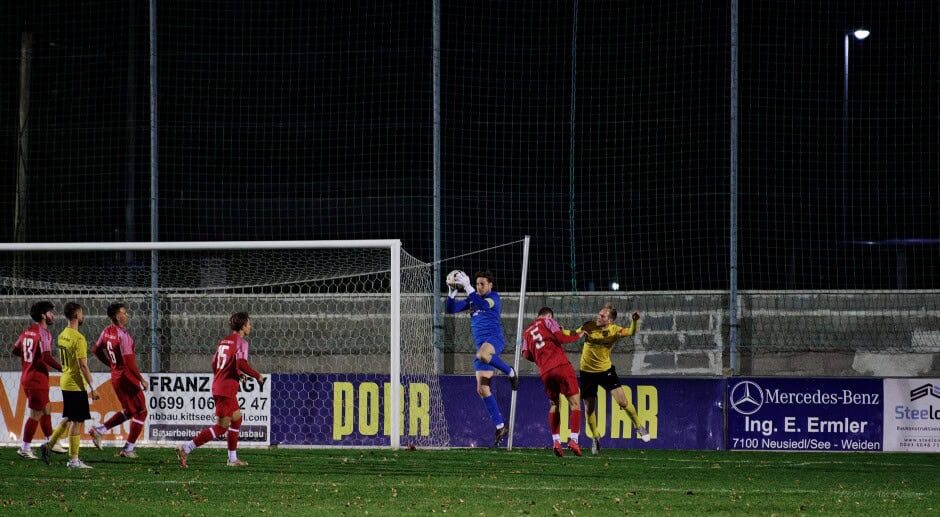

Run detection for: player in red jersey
[[522, 306, 586, 457], [177, 312, 265, 468], [90, 302, 148, 458], [11, 301, 62, 459]]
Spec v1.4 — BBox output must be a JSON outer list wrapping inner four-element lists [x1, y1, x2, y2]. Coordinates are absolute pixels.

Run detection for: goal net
[[0, 240, 448, 448]]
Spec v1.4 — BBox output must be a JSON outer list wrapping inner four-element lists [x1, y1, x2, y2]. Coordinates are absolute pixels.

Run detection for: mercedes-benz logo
[[730, 380, 764, 415]]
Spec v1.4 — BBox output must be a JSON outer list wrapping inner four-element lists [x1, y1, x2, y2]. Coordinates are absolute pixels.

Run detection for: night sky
[[2, 1, 937, 292]]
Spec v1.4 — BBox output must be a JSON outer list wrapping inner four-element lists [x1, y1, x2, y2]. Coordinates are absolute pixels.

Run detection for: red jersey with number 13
[[212, 332, 250, 397]]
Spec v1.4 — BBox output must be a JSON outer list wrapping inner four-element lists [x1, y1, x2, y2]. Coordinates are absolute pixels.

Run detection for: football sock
[[69, 434, 81, 459], [227, 417, 242, 453], [193, 425, 228, 448], [548, 410, 561, 435], [228, 450, 238, 462], [623, 402, 642, 428], [587, 412, 599, 440], [128, 418, 145, 445], [481, 395, 504, 427], [40, 415, 53, 437], [49, 420, 68, 445], [22, 418, 39, 447], [102, 412, 129, 430], [570, 409, 582, 436], [487, 355, 513, 376]]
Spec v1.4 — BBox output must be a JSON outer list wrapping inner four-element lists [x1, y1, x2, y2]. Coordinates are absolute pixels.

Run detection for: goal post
[[0, 239, 442, 449]]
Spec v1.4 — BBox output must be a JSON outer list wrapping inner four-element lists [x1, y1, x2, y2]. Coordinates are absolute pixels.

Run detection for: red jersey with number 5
[[212, 332, 250, 397], [522, 317, 582, 375]]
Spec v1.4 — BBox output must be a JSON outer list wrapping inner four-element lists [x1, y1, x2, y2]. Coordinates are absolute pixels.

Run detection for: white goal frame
[[0, 239, 409, 449]]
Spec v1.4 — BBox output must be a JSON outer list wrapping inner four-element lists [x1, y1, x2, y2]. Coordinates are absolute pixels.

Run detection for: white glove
[[448, 287, 459, 299], [455, 271, 474, 294]]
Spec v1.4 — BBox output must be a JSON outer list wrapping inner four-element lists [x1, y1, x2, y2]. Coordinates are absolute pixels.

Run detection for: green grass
[[1, 446, 936, 515]]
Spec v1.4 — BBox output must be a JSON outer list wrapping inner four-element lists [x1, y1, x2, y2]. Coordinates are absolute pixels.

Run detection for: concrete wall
[[2, 291, 938, 377]]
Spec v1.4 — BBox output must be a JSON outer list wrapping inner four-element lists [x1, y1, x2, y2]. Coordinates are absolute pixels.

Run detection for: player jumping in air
[[177, 311, 265, 467], [566, 304, 649, 454], [90, 302, 148, 458], [11, 301, 62, 459], [445, 270, 518, 447], [522, 307, 586, 457]]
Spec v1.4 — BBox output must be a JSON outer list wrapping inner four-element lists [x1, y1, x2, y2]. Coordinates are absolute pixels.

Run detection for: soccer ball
[[446, 269, 465, 289]]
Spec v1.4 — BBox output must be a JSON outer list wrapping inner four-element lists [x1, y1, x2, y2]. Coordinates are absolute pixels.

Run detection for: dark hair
[[474, 270, 495, 286], [106, 302, 126, 321], [29, 301, 54, 322], [64, 302, 83, 320], [230, 312, 250, 331], [537, 306, 554, 318]]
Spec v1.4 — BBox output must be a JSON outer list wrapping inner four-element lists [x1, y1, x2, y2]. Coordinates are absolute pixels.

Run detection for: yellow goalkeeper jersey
[[566, 320, 638, 373]]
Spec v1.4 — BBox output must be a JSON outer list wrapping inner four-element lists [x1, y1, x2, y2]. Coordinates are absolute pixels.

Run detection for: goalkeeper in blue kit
[[445, 270, 518, 447]]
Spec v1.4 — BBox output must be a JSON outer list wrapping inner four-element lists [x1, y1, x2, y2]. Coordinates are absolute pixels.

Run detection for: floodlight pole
[[843, 29, 869, 242]]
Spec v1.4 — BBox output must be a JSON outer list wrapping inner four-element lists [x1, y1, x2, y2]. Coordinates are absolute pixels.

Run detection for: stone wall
[[2, 291, 938, 377]]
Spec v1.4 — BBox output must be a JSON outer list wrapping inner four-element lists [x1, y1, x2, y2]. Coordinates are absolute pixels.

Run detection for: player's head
[[107, 302, 128, 326], [64, 302, 84, 325], [30, 301, 55, 324], [474, 270, 495, 296], [537, 306, 554, 319], [596, 303, 617, 327], [230, 311, 251, 334]]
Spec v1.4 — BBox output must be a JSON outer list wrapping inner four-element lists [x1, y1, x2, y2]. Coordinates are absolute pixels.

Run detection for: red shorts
[[114, 377, 147, 415], [214, 394, 240, 417], [541, 365, 580, 402], [23, 384, 50, 411]]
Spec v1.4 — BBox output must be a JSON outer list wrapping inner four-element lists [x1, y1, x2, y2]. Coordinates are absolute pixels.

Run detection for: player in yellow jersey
[[42, 302, 100, 468], [566, 303, 649, 455]]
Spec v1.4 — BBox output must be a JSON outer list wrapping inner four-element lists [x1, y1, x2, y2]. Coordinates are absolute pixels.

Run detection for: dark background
[[2, 1, 937, 292]]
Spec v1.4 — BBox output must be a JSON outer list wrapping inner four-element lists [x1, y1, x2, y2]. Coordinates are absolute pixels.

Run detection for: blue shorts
[[473, 338, 505, 372]]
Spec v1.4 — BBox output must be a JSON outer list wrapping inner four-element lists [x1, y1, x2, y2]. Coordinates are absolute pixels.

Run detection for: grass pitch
[[1, 445, 935, 515]]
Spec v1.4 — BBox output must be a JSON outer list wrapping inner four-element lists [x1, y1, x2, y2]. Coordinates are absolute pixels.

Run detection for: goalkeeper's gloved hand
[[448, 287, 459, 299], [455, 271, 475, 294]]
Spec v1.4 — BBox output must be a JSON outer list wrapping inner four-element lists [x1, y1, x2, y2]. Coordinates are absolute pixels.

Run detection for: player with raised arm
[[177, 312, 265, 468], [42, 302, 100, 468], [89, 302, 148, 458], [566, 304, 648, 454], [522, 306, 586, 457], [11, 301, 62, 460], [445, 270, 518, 447]]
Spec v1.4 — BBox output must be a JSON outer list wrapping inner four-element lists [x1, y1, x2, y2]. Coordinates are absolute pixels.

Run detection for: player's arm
[[553, 329, 584, 346], [42, 350, 63, 371], [78, 357, 100, 400], [123, 352, 147, 390], [236, 358, 264, 385], [444, 295, 468, 314], [618, 312, 641, 337], [454, 272, 495, 311], [11, 336, 23, 357], [92, 335, 110, 366]]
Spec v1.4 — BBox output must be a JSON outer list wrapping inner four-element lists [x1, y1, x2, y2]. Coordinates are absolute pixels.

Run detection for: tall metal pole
[[149, 0, 161, 373], [569, 0, 578, 292], [432, 0, 443, 374], [728, 0, 739, 375], [842, 29, 868, 245], [843, 33, 849, 241], [15, 32, 32, 245]]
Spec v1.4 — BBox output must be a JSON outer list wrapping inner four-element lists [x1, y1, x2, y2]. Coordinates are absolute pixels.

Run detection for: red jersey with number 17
[[522, 317, 582, 375], [212, 332, 250, 397]]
